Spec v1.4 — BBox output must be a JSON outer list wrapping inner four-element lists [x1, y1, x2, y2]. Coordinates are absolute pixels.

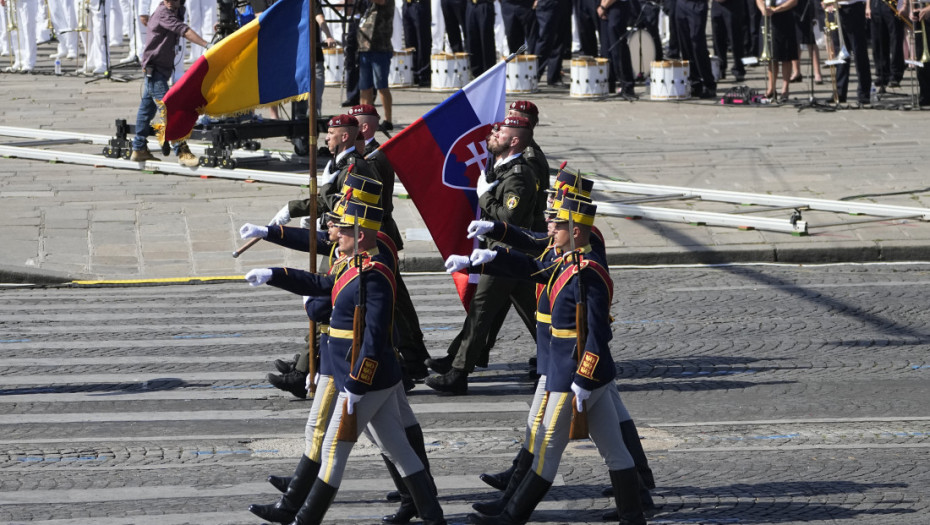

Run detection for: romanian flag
[[159, 0, 312, 142], [379, 61, 507, 310]]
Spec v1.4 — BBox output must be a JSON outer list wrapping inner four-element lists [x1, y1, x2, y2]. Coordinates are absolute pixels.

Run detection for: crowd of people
[[237, 98, 658, 524], [2, 0, 929, 105]]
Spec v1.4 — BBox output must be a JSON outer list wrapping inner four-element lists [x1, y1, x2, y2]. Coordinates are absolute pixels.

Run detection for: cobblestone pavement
[[2, 263, 929, 524]]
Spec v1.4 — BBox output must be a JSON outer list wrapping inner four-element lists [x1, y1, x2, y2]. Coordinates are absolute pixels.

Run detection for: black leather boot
[[268, 370, 309, 399], [382, 454, 417, 524], [425, 354, 454, 375], [249, 455, 320, 523], [268, 474, 293, 493], [424, 368, 468, 395], [288, 478, 338, 525], [472, 447, 533, 515], [620, 420, 655, 490], [405, 424, 437, 494], [478, 447, 526, 491], [467, 470, 551, 525], [609, 467, 647, 525], [402, 469, 446, 525]]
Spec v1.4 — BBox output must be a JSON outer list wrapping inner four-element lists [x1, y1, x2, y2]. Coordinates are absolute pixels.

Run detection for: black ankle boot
[[268, 370, 309, 399], [425, 354, 454, 374], [289, 478, 338, 525], [382, 454, 418, 523], [424, 368, 468, 395], [268, 474, 293, 493], [402, 469, 446, 525], [609, 467, 646, 525], [249, 455, 320, 523], [468, 470, 551, 525], [472, 447, 533, 515]]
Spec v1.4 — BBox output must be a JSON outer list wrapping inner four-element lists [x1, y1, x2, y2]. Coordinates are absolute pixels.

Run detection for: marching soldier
[[424, 116, 539, 395], [455, 196, 646, 525], [242, 195, 438, 525], [505, 101, 550, 233], [245, 201, 446, 525]]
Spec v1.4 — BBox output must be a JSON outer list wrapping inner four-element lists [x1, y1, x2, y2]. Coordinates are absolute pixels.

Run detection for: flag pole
[[307, 0, 319, 395]]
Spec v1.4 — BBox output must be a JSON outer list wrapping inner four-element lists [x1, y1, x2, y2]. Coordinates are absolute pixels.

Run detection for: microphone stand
[[795, 0, 834, 111], [86, 0, 131, 83]]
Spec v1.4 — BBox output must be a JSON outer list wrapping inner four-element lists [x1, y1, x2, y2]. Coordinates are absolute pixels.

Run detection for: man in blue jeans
[[358, 0, 394, 129], [130, 0, 210, 165]]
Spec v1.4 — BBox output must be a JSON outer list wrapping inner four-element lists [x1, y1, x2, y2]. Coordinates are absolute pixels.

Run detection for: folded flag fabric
[[379, 61, 508, 310], [159, 0, 312, 142]]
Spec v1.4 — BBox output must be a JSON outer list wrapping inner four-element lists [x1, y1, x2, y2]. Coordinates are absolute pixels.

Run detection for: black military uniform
[[403, 0, 433, 86], [599, 0, 638, 97], [712, 0, 747, 80], [501, 0, 539, 54], [466, 0, 497, 77], [441, 0, 468, 53], [870, 0, 905, 90], [675, 0, 718, 97], [535, 0, 572, 85], [343, 0, 364, 106], [575, 0, 601, 56], [830, 0, 871, 104]]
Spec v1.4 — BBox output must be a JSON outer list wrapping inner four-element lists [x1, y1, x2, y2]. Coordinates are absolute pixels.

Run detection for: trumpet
[[907, 0, 930, 66], [823, 0, 851, 65]]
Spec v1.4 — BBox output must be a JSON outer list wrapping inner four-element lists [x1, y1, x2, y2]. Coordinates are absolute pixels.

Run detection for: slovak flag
[[380, 61, 508, 310]]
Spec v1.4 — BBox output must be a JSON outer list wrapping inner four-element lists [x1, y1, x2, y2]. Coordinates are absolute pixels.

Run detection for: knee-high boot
[[402, 469, 446, 525], [382, 454, 418, 524], [289, 478, 338, 525], [468, 470, 551, 525], [249, 455, 321, 523], [471, 447, 533, 515], [405, 424, 437, 492], [610, 468, 647, 525], [620, 420, 655, 489], [478, 446, 523, 491]]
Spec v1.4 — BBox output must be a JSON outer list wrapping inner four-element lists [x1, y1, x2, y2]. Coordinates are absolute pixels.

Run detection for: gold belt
[[550, 327, 577, 338], [329, 327, 354, 339], [536, 312, 551, 324], [318, 324, 330, 334]]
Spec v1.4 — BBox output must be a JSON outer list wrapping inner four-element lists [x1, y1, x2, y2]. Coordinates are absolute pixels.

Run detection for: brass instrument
[[4, 0, 15, 68], [883, 0, 914, 31], [908, 0, 930, 66], [76, 0, 90, 33], [760, 0, 773, 64], [822, 0, 850, 65], [4, 0, 16, 33], [44, 0, 52, 31]]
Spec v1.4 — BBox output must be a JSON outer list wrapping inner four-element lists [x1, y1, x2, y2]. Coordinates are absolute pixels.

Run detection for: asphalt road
[[2, 262, 929, 524]]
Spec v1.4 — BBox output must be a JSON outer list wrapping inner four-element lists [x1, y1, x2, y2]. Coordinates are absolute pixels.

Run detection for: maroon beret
[[328, 114, 359, 128], [509, 100, 538, 115], [349, 104, 379, 118], [500, 116, 531, 129]]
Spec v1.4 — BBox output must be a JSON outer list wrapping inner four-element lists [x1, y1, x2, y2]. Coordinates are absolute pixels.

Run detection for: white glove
[[299, 216, 314, 229], [571, 383, 591, 412], [344, 388, 364, 414], [306, 372, 320, 391], [244, 268, 273, 287], [270, 205, 291, 225], [469, 248, 497, 266], [321, 160, 339, 185], [475, 170, 499, 198], [466, 220, 495, 240], [444, 254, 471, 274], [239, 223, 269, 240]]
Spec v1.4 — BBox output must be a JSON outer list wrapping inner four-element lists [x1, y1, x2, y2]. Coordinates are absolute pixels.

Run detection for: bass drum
[[626, 28, 656, 83]]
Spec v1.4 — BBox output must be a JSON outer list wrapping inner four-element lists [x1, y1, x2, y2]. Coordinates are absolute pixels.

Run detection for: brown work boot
[[130, 148, 160, 162], [177, 143, 199, 167]]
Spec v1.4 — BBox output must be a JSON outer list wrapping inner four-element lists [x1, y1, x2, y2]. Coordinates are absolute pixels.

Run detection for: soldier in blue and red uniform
[[241, 182, 438, 524], [447, 196, 647, 525]]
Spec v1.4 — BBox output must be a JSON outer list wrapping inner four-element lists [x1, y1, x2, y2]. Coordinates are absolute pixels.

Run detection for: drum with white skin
[[650, 60, 690, 100], [570, 56, 609, 98]]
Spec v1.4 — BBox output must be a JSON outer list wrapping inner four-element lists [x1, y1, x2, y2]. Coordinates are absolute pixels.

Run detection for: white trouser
[[16, 0, 38, 69], [86, 0, 109, 71], [107, 0, 122, 45], [185, 0, 214, 60], [303, 375, 339, 460], [0, 6, 10, 56], [48, 0, 78, 56], [35, 0, 49, 42]]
